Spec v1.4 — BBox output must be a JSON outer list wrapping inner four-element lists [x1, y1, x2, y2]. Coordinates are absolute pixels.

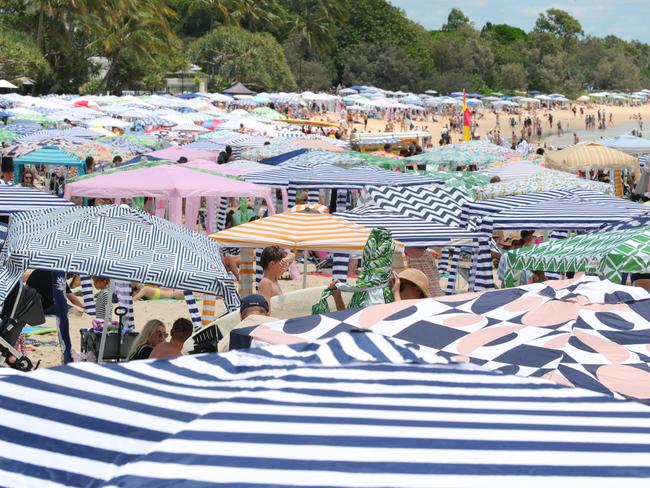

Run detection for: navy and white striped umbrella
[[1, 331, 649, 487], [0, 186, 74, 216], [335, 204, 489, 247], [290, 166, 439, 190], [0, 205, 239, 310]]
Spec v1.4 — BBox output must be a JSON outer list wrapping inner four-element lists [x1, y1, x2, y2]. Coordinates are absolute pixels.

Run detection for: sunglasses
[[155, 331, 169, 338]]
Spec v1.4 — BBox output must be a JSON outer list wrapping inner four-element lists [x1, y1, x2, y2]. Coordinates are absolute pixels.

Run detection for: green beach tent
[[504, 225, 650, 287]]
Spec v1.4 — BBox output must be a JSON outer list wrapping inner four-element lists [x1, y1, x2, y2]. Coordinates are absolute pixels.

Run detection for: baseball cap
[[240, 294, 269, 313]]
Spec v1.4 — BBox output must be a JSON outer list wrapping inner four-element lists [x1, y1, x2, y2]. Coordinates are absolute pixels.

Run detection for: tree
[[442, 8, 471, 32], [341, 42, 423, 91], [534, 8, 583, 48], [0, 28, 50, 82], [85, 0, 177, 93], [499, 63, 527, 91], [190, 25, 296, 91]]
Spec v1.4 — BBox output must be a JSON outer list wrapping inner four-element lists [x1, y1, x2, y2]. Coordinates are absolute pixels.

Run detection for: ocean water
[[542, 121, 650, 149]]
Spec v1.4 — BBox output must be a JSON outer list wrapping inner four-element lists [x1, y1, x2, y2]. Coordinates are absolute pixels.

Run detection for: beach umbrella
[[229, 276, 650, 404], [474, 169, 615, 199], [9, 140, 87, 159], [3, 122, 43, 136], [14, 145, 85, 166], [0, 186, 74, 217], [600, 134, 650, 154], [546, 142, 638, 171], [0, 80, 18, 89], [0, 205, 239, 310], [504, 224, 650, 285], [0, 129, 16, 144], [3, 331, 649, 487]]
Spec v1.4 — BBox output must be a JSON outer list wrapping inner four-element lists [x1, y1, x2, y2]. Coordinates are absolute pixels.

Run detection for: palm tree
[[229, 0, 282, 32], [188, 0, 235, 30], [286, 0, 349, 56]]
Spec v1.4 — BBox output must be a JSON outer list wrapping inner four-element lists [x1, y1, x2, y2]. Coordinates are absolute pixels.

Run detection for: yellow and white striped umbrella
[[546, 142, 638, 171]]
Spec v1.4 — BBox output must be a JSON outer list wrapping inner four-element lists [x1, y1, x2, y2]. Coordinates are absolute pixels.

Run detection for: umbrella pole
[[97, 281, 115, 362], [303, 250, 307, 289]]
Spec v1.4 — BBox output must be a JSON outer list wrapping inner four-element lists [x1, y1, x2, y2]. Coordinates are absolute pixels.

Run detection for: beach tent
[[546, 142, 638, 171], [365, 184, 472, 227], [0, 186, 74, 217], [63, 163, 275, 227], [211, 210, 405, 294], [223, 82, 256, 96], [0, 80, 17, 90], [229, 276, 650, 405], [3, 331, 650, 486], [0, 205, 239, 313], [474, 169, 615, 199], [335, 204, 490, 250], [14, 145, 86, 182], [504, 224, 650, 285]]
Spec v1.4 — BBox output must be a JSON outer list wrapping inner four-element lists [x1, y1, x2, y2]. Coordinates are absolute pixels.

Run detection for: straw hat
[[398, 268, 430, 298]]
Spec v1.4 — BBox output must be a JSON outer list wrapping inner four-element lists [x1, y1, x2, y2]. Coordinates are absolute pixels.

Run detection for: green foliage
[[1, 2, 650, 95], [0, 27, 50, 82], [190, 25, 296, 91], [442, 8, 472, 32]]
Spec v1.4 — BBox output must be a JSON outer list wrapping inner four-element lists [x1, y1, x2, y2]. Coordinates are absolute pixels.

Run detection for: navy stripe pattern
[[1, 331, 649, 487]]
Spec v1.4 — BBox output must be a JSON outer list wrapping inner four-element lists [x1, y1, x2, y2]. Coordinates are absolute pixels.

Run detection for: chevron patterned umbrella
[[0, 205, 239, 311], [504, 225, 650, 286]]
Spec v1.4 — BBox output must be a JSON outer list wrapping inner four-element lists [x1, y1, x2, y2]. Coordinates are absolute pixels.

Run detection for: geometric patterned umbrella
[[2, 331, 650, 487], [226, 276, 650, 403], [0, 205, 239, 310], [504, 224, 650, 286]]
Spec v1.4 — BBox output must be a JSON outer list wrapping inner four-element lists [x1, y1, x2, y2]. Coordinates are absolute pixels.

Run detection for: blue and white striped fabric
[[0, 186, 74, 216], [0, 205, 240, 312], [1, 331, 649, 488], [80, 275, 96, 317], [640, 154, 648, 167], [183, 290, 202, 330], [335, 205, 489, 248], [289, 167, 439, 190]]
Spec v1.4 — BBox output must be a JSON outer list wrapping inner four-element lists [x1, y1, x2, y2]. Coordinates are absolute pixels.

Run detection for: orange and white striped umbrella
[[212, 211, 403, 254]]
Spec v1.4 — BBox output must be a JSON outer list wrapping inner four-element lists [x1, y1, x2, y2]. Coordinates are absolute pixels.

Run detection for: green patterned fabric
[[312, 228, 396, 315], [504, 225, 650, 287]]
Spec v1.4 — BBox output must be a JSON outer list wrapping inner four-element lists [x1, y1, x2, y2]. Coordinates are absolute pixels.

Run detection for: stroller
[[0, 284, 45, 372]]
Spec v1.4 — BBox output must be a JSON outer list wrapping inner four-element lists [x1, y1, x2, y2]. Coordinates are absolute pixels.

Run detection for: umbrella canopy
[[0, 186, 74, 216], [222, 82, 256, 96], [0, 79, 17, 89], [546, 142, 638, 171], [63, 163, 276, 224], [231, 276, 650, 404], [3, 331, 649, 487], [599, 134, 650, 154], [475, 169, 615, 199], [0, 205, 239, 309], [211, 211, 403, 253], [14, 145, 85, 166], [504, 224, 650, 285]]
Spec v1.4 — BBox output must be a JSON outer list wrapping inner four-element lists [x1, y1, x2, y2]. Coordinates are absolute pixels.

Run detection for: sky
[[389, 1, 650, 43]]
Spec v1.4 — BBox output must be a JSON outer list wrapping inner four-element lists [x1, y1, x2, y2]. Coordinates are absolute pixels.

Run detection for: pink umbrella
[[64, 164, 275, 227]]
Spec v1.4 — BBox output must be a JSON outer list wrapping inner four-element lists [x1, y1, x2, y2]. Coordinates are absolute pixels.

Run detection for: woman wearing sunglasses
[[127, 319, 167, 361], [19, 170, 36, 188]]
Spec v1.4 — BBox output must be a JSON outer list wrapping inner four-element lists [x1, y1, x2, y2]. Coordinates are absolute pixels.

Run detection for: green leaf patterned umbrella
[[504, 225, 650, 287]]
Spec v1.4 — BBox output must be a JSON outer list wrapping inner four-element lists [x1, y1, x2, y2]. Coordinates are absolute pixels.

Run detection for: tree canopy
[[0, 2, 648, 95]]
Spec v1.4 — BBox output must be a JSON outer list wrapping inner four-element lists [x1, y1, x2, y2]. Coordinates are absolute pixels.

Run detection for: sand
[[22, 101, 650, 370], [342, 103, 650, 149], [25, 272, 332, 369]]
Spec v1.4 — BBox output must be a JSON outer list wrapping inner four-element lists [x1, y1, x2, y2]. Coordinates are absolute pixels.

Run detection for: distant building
[[166, 65, 208, 94]]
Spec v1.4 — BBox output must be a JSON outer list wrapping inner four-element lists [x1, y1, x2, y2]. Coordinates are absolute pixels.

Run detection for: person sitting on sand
[[149, 318, 194, 359], [127, 319, 166, 361], [258, 246, 294, 309]]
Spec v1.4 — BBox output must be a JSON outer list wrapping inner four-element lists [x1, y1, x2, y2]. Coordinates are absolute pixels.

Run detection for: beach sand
[[343, 103, 650, 149]]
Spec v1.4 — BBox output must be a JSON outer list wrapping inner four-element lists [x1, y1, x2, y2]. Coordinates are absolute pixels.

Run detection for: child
[[258, 246, 293, 309], [92, 276, 112, 321]]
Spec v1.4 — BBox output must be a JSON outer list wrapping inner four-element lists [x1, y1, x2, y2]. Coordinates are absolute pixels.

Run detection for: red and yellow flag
[[462, 90, 471, 142]]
